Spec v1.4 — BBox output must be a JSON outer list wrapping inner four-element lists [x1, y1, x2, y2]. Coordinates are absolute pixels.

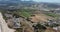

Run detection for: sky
[[22, 0, 60, 3], [33, 0, 60, 3], [0, 0, 60, 3]]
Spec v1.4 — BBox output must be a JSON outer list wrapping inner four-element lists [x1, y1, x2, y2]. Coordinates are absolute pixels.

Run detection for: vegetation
[[15, 28, 23, 32], [0, 10, 8, 19], [45, 13, 60, 18], [35, 23, 46, 29], [33, 23, 46, 32], [12, 9, 33, 18], [45, 23, 59, 28]]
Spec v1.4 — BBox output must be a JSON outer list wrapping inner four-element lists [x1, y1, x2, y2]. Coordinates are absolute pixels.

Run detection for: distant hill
[[40, 2, 60, 8], [0, 1, 60, 10]]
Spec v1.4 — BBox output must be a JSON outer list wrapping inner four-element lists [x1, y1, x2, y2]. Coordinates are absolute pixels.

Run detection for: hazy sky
[[33, 0, 60, 3], [0, 0, 60, 3], [23, 0, 60, 3]]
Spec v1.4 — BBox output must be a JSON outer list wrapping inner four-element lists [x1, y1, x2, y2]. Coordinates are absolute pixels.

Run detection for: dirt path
[[0, 12, 15, 32]]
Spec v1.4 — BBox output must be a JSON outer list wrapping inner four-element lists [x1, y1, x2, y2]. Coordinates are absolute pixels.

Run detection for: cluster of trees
[[33, 23, 46, 32]]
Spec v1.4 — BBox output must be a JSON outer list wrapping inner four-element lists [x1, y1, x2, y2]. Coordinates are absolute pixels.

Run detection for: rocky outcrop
[[0, 12, 15, 32]]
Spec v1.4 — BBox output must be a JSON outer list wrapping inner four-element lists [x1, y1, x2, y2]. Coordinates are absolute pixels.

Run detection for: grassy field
[[45, 13, 60, 18], [13, 9, 32, 18]]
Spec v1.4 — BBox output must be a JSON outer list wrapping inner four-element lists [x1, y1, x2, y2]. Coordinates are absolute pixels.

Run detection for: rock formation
[[0, 12, 15, 32]]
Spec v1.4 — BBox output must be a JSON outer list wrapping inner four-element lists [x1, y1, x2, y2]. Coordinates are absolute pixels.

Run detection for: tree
[[33, 23, 46, 32]]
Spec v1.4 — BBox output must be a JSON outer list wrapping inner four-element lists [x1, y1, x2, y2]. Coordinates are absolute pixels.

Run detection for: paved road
[[0, 12, 15, 32]]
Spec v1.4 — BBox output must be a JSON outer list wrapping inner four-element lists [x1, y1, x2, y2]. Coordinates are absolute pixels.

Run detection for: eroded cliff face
[[0, 12, 15, 32]]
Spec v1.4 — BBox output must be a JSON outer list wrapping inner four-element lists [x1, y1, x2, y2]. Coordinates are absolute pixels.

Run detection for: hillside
[[0, 12, 15, 32], [0, 0, 60, 32], [29, 13, 54, 23]]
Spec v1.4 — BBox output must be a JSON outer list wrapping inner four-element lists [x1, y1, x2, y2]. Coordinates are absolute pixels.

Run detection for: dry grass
[[45, 27, 59, 32], [20, 21, 34, 32], [29, 13, 54, 23]]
